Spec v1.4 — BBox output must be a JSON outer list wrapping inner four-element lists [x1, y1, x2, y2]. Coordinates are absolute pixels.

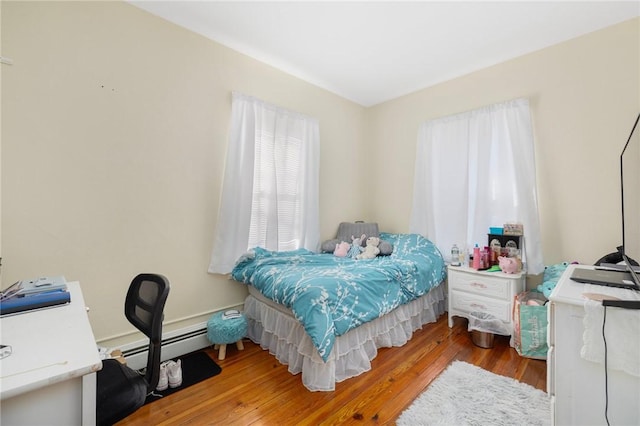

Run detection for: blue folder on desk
[[0, 276, 70, 316], [0, 290, 71, 315]]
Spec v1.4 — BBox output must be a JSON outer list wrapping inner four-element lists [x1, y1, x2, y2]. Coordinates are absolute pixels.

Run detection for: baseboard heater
[[119, 321, 211, 370]]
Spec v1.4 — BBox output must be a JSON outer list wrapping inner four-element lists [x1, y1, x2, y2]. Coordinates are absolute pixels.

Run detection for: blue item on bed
[[231, 233, 446, 362]]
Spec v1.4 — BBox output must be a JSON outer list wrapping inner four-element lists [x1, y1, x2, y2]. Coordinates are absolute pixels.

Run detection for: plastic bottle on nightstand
[[451, 244, 460, 266], [472, 244, 481, 270]]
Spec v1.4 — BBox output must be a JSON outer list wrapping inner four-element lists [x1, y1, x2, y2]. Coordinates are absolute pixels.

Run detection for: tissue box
[[503, 223, 523, 236]]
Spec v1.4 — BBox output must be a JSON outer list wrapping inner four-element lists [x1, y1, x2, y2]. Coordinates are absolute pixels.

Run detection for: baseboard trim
[[120, 321, 210, 370]]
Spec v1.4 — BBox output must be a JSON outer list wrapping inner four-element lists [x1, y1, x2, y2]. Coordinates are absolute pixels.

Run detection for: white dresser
[[547, 264, 640, 425], [447, 265, 525, 333]]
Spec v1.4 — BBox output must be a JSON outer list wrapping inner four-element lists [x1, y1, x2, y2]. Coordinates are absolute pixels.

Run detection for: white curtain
[[208, 92, 320, 274], [410, 98, 544, 274]]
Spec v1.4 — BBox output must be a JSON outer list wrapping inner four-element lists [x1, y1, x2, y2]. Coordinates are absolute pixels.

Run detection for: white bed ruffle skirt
[[243, 284, 447, 391]]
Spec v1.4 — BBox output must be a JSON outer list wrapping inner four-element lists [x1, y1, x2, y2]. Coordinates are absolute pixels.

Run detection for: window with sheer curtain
[[410, 98, 544, 274], [208, 93, 320, 274]]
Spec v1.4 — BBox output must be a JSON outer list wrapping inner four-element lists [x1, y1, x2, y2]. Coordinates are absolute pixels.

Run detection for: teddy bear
[[347, 234, 366, 258], [357, 236, 381, 260], [333, 241, 350, 257]]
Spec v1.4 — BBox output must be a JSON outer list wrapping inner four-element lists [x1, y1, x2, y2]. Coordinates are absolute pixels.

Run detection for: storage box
[[503, 223, 523, 236], [488, 234, 522, 255]]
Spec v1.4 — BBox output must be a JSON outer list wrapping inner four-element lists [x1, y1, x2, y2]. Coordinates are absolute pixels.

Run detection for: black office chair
[[97, 273, 170, 426]]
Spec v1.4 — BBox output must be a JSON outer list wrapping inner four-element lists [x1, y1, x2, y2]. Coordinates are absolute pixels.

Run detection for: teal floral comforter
[[231, 233, 446, 362]]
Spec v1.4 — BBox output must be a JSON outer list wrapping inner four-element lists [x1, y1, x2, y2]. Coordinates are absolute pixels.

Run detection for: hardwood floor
[[118, 314, 547, 425]]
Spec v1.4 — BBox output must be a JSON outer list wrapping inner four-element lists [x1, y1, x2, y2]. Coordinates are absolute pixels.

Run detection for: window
[[208, 93, 320, 274], [410, 98, 543, 274]]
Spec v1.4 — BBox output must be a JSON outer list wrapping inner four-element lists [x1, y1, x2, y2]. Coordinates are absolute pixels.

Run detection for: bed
[[231, 231, 447, 391]]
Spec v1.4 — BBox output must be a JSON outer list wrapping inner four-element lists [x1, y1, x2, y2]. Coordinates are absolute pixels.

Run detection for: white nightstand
[[447, 265, 525, 334]]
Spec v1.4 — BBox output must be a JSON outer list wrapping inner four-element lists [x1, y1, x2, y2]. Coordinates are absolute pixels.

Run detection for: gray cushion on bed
[[377, 240, 393, 256], [320, 239, 341, 253], [336, 222, 379, 242], [321, 222, 393, 255]]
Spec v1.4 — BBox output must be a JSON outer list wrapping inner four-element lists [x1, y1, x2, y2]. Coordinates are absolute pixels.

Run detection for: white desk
[[547, 265, 640, 425], [0, 281, 102, 425]]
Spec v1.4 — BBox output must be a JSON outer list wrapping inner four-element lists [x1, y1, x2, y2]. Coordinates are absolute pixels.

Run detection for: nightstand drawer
[[450, 290, 512, 322], [448, 270, 514, 299]]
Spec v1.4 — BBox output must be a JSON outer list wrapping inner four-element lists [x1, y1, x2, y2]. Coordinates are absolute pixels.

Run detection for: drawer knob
[[470, 302, 487, 310], [471, 282, 487, 289]]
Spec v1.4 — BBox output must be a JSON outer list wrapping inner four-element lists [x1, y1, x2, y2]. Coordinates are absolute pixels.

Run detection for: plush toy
[[347, 234, 365, 258], [537, 262, 571, 298], [333, 241, 350, 257], [357, 236, 381, 260], [498, 256, 519, 274], [537, 281, 556, 299]]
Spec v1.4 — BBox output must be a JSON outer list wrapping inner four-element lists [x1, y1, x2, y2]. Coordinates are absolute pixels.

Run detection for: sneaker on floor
[[156, 361, 168, 391], [167, 359, 182, 388]]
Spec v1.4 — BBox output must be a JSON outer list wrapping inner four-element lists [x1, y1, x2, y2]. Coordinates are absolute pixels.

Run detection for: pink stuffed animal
[[498, 256, 519, 274], [333, 241, 350, 257]]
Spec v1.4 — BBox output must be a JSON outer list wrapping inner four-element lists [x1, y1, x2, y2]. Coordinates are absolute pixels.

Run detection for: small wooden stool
[[206, 311, 247, 360]]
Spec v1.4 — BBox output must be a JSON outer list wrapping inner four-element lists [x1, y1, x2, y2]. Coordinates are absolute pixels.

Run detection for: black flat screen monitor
[[570, 113, 640, 292], [621, 112, 640, 288]]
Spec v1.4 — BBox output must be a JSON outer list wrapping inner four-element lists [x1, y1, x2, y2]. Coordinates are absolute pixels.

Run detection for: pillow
[[378, 239, 393, 256], [321, 222, 393, 255], [336, 222, 379, 242], [321, 239, 341, 253]]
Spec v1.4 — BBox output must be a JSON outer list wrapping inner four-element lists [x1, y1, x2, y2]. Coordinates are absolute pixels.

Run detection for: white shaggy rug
[[397, 361, 550, 426]]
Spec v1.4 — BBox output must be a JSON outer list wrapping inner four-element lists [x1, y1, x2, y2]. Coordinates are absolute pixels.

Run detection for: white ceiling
[[129, 1, 640, 107]]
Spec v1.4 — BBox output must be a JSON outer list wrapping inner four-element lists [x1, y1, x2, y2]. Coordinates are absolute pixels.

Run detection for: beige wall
[[2, 1, 638, 346], [0, 2, 3, 278], [1, 1, 366, 344], [367, 17, 640, 267]]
